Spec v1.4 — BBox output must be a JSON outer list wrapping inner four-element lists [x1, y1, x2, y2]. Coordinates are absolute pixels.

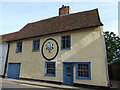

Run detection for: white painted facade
[[0, 41, 8, 76]]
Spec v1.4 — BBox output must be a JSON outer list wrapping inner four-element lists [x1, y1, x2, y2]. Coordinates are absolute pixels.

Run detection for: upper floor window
[[61, 35, 71, 49], [76, 62, 91, 79], [45, 62, 56, 76], [16, 42, 22, 53], [32, 39, 40, 51]]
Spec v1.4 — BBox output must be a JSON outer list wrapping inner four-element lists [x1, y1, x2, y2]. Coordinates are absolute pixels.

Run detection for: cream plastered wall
[[8, 26, 109, 87]]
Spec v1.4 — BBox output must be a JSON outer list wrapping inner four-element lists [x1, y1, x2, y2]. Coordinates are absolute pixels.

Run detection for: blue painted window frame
[[76, 62, 91, 79], [45, 62, 56, 76], [16, 42, 22, 53], [32, 39, 40, 52], [61, 35, 71, 50]]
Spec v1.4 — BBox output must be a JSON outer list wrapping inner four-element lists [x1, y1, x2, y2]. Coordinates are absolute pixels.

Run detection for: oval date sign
[[41, 38, 59, 60]]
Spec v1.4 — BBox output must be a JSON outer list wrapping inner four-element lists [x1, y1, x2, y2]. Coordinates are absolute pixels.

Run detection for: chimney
[[59, 5, 70, 16]]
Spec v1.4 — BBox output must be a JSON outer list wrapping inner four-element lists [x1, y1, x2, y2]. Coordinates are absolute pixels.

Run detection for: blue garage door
[[7, 63, 21, 79]]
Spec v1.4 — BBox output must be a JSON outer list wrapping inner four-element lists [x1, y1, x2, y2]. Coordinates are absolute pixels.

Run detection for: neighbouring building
[[0, 32, 18, 77], [0, 35, 9, 77], [5, 5, 109, 87]]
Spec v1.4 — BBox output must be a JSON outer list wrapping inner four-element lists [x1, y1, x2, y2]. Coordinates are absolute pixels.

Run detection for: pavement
[[110, 80, 120, 89], [1, 78, 120, 89], [1, 78, 83, 89]]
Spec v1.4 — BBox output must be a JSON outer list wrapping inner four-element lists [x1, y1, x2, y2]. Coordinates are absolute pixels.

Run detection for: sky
[[0, 1, 119, 36]]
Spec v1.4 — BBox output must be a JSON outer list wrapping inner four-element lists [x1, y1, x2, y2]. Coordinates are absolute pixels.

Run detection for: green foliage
[[104, 31, 120, 62]]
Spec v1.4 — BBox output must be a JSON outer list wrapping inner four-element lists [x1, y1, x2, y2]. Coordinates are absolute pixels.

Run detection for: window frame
[[45, 62, 56, 76], [61, 35, 71, 50], [76, 62, 91, 79], [32, 39, 40, 52], [16, 41, 22, 53]]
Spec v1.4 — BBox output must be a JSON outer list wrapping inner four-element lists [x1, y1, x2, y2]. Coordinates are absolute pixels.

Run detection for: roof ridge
[[29, 8, 98, 24]]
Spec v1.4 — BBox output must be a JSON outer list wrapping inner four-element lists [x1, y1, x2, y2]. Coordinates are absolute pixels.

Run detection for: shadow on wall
[[60, 28, 104, 62]]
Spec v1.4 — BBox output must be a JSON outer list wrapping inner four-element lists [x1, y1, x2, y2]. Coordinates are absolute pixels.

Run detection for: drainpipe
[[2, 42, 10, 78]]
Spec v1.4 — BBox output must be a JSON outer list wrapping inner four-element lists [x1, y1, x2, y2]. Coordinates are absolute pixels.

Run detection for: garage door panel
[[7, 63, 21, 79]]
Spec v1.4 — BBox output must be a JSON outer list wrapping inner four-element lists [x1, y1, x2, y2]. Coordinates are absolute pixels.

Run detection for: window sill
[[16, 52, 22, 53], [44, 74, 55, 77], [61, 48, 71, 50], [76, 77, 91, 80], [32, 50, 40, 52]]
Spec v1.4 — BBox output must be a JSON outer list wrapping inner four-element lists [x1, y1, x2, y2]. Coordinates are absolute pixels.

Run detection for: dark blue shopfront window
[[45, 62, 56, 76], [76, 62, 91, 79]]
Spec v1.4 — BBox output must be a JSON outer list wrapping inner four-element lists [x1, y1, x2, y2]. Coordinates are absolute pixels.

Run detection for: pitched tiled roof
[[1, 32, 18, 42], [4, 9, 103, 42]]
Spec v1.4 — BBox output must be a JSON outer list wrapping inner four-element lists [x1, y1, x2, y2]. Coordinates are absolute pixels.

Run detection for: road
[[1, 79, 62, 89]]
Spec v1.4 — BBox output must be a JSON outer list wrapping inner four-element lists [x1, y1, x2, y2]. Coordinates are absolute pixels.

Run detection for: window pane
[[66, 67, 71, 73], [62, 36, 65, 40], [66, 35, 70, 39], [66, 39, 70, 48], [62, 40, 66, 49]]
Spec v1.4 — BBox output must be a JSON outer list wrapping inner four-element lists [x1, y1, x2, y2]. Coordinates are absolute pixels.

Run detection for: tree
[[104, 31, 120, 62]]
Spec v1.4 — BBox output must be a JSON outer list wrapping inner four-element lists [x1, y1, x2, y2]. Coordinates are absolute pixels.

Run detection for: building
[[6, 5, 109, 87], [0, 42, 8, 77], [0, 32, 18, 77]]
